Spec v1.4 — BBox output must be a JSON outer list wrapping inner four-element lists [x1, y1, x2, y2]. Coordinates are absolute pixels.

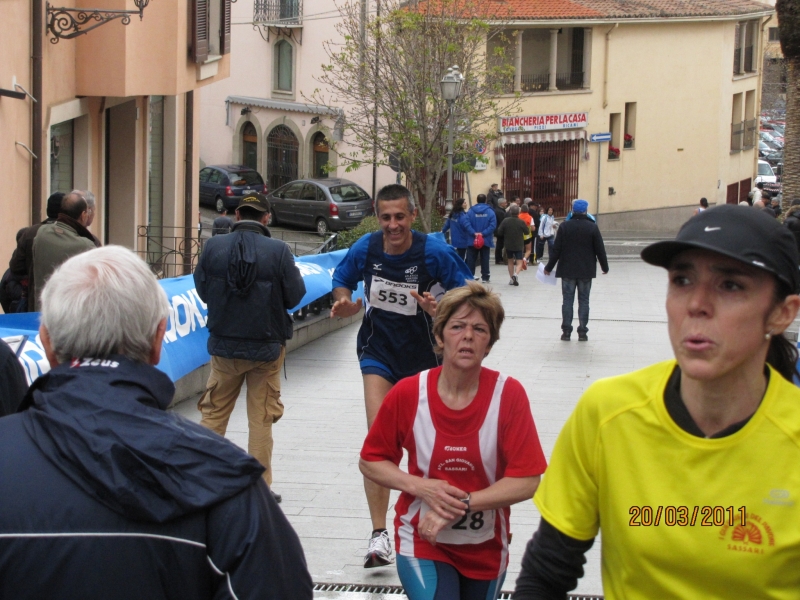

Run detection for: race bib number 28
[[369, 276, 418, 316]]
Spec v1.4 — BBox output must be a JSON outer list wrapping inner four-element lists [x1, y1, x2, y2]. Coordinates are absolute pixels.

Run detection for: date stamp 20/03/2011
[[629, 506, 747, 527]]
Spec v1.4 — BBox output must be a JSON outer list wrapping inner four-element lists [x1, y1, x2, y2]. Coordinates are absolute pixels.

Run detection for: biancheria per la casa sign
[[499, 112, 589, 133]]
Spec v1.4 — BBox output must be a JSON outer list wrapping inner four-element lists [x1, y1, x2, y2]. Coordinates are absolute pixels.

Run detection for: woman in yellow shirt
[[515, 204, 800, 600]]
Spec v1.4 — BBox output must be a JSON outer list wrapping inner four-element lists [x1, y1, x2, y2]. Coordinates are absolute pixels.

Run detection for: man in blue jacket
[[194, 192, 306, 503], [463, 193, 497, 283], [0, 246, 312, 599]]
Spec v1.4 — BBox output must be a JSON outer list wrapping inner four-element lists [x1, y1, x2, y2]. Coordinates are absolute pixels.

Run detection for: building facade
[[198, 0, 395, 204], [1, 0, 235, 283], [466, 0, 774, 231]]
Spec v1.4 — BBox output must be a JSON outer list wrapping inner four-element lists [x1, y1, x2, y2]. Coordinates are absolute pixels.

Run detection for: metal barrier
[[136, 226, 337, 280], [312, 583, 603, 599]]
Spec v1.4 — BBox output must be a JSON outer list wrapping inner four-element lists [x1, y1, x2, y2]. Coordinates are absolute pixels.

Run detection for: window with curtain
[[274, 40, 293, 92]]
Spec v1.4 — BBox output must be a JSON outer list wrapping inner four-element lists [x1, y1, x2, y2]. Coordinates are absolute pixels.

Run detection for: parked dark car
[[199, 165, 267, 213], [267, 178, 373, 234]]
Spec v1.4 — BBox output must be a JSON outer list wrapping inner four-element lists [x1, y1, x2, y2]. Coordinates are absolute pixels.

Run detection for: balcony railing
[[489, 71, 585, 95], [254, 0, 303, 26], [731, 121, 744, 153], [743, 118, 757, 149], [733, 50, 741, 74], [556, 71, 584, 90], [744, 46, 754, 72]]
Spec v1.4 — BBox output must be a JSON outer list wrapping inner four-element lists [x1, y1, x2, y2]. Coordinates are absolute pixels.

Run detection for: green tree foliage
[[309, 0, 519, 232]]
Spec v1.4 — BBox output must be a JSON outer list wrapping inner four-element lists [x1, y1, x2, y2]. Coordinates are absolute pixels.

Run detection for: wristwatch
[[460, 492, 471, 513]]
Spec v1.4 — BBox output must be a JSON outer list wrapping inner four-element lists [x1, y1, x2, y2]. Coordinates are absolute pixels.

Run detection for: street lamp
[[440, 65, 464, 213]]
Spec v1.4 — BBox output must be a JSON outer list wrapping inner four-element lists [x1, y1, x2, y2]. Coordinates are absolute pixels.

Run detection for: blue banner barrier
[[0, 248, 363, 384]]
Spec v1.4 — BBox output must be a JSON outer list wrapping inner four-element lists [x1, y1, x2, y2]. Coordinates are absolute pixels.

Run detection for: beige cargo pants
[[198, 349, 285, 485]]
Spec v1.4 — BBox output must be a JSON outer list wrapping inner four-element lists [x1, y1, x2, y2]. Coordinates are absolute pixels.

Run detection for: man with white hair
[[0, 246, 313, 598]]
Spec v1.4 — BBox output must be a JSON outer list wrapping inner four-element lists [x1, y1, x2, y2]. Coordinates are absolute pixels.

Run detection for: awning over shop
[[494, 129, 587, 167]]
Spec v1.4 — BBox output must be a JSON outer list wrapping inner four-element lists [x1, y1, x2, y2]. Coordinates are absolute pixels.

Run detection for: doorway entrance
[[267, 125, 299, 189], [105, 100, 137, 247], [242, 122, 258, 171], [312, 132, 329, 178]]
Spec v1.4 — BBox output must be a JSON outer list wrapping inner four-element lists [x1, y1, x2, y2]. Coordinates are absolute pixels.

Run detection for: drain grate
[[312, 583, 603, 599]]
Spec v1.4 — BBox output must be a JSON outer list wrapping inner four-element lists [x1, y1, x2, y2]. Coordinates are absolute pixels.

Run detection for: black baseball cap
[[237, 192, 270, 212], [641, 204, 800, 293]]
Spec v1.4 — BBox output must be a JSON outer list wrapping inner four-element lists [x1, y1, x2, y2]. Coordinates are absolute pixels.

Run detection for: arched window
[[267, 125, 299, 189], [242, 122, 258, 171], [312, 132, 329, 178], [274, 40, 293, 92]]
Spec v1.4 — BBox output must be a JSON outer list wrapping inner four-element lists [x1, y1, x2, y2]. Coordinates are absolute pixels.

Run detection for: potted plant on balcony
[[624, 133, 634, 149], [608, 145, 621, 160]]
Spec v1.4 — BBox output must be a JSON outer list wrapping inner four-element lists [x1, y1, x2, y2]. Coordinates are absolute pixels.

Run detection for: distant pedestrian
[[8, 191, 64, 312], [32, 191, 99, 311], [211, 207, 235, 236], [769, 197, 782, 218], [194, 192, 306, 504], [496, 205, 529, 286], [565, 198, 597, 223], [519, 205, 534, 266], [693, 197, 709, 216], [441, 198, 471, 260], [752, 182, 766, 208], [487, 184, 503, 209], [464, 194, 497, 283], [544, 199, 609, 341], [536, 207, 557, 262], [784, 199, 800, 254], [530, 203, 542, 263], [492, 198, 508, 265]]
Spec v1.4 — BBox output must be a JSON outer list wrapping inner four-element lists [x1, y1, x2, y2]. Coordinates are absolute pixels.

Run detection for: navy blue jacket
[[464, 203, 497, 248], [441, 211, 472, 248], [0, 357, 313, 599], [194, 220, 306, 362]]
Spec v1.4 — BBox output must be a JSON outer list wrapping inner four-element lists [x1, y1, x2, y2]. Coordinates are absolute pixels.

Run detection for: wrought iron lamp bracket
[[254, 24, 302, 45], [46, 1, 151, 44]]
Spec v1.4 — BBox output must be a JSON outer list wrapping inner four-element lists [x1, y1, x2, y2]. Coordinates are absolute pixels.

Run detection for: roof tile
[[497, 0, 773, 20]]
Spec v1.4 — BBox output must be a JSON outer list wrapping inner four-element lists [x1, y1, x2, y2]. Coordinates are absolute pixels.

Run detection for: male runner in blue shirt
[[330, 184, 472, 568]]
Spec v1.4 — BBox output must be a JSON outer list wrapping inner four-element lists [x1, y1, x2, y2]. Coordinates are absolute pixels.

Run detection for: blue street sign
[[590, 132, 612, 142]]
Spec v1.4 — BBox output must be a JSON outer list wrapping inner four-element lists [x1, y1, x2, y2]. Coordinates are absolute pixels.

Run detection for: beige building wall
[[0, 0, 227, 311], [470, 17, 769, 232], [199, 0, 395, 199]]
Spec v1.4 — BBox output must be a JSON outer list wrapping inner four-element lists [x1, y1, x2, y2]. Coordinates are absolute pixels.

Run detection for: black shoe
[[560, 333, 571, 341], [578, 334, 588, 342], [271, 490, 282, 503], [512, 275, 519, 286]]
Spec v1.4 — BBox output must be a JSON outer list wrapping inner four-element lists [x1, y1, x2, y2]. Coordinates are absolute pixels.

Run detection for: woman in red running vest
[[360, 281, 547, 600]]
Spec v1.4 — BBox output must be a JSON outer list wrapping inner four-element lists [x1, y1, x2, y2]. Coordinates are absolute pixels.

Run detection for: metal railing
[[730, 121, 744, 153], [138, 225, 336, 280], [521, 73, 549, 92], [254, 0, 302, 25], [556, 71, 584, 90]]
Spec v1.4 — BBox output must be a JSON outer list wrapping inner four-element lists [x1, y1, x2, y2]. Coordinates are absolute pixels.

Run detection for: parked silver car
[[267, 178, 373, 234]]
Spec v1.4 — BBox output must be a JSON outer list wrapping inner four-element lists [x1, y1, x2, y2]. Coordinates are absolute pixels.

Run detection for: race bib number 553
[[369, 276, 418, 316]]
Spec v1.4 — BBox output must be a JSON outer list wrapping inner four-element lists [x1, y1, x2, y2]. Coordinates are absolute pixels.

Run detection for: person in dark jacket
[[0, 245, 313, 599], [487, 183, 503, 209], [544, 199, 609, 341], [212, 207, 236, 236], [441, 197, 471, 260], [194, 192, 306, 503], [463, 194, 497, 283], [0, 337, 28, 416], [493, 198, 508, 264], [496, 205, 529, 286], [7, 191, 64, 312], [784, 199, 800, 255]]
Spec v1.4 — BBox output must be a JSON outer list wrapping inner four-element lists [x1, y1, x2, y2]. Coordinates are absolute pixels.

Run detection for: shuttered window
[[191, 0, 231, 63], [192, 0, 209, 63]]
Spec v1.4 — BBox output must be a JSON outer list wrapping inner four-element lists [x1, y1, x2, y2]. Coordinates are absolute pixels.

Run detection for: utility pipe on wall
[[183, 91, 194, 275], [32, 0, 43, 224], [602, 23, 618, 109]]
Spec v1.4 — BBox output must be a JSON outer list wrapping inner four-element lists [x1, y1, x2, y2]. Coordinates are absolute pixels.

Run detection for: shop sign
[[499, 112, 588, 133]]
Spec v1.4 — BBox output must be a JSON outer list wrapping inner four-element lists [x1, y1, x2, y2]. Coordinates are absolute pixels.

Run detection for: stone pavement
[[172, 254, 675, 597]]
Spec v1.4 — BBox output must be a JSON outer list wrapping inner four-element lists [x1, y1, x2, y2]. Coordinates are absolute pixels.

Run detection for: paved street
[[173, 254, 675, 597]]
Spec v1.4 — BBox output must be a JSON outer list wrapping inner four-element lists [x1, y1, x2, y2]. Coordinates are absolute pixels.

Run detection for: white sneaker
[[364, 530, 394, 568]]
